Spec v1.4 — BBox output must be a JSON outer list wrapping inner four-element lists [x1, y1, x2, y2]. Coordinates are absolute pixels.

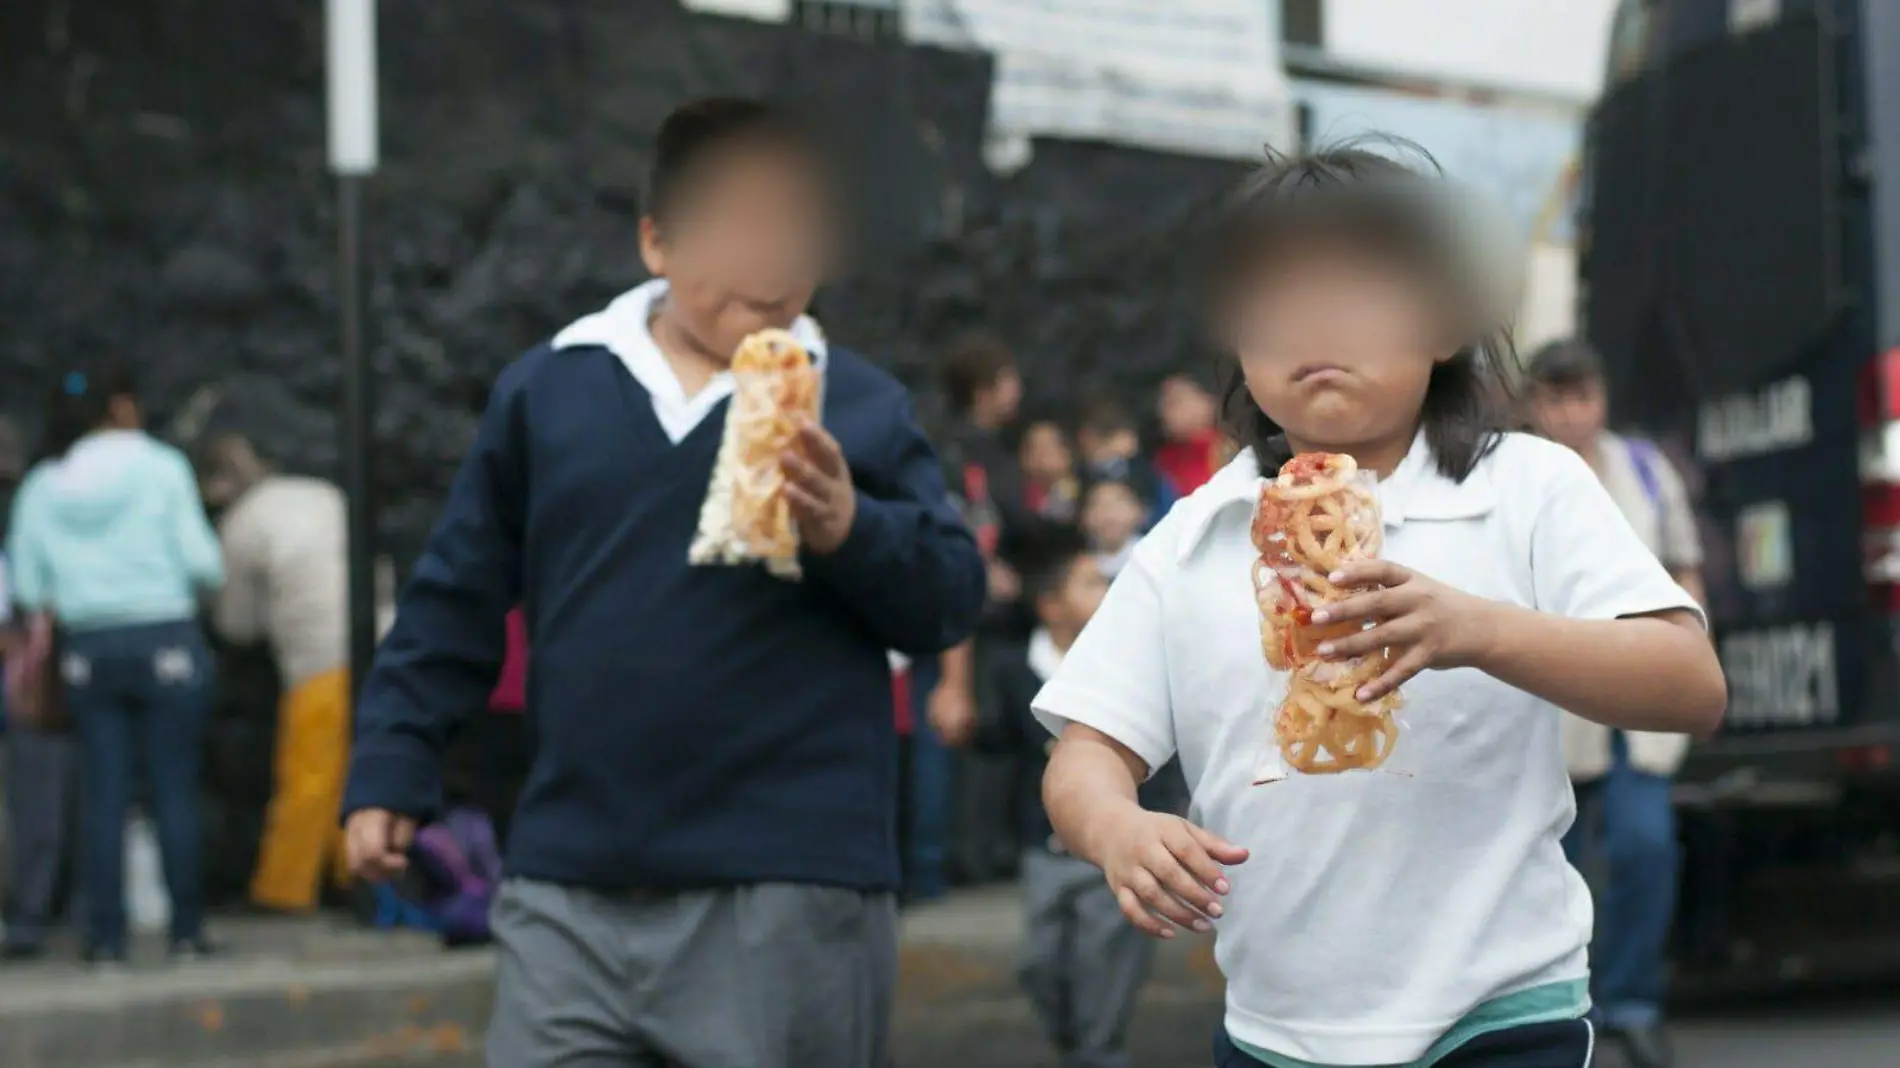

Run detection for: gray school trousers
[[485, 878, 898, 1068], [1018, 849, 1155, 1068]]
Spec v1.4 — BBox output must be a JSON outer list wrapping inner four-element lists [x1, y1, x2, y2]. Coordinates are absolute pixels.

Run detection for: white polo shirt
[[1032, 431, 1700, 1065]]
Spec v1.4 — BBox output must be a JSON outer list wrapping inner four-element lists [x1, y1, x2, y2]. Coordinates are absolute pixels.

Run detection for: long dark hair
[[39, 364, 138, 462], [1200, 138, 1517, 482]]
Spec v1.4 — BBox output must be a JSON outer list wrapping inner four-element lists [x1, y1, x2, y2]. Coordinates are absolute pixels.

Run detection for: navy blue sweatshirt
[[343, 340, 985, 892]]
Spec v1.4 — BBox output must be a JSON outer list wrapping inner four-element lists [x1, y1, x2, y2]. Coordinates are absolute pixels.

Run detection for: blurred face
[[1038, 556, 1111, 632], [639, 142, 832, 361], [1082, 482, 1145, 551], [1526, 378, 1607, 455], [1018, 422, 1073, 484], [1227, 244, 1453, 455], [1078, 426, 1139, 465], [977, 367, 1023, 427], [1158, 377, 1217, 442]]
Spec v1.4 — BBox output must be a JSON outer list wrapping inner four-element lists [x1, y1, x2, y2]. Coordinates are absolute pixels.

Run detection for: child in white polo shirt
[[1035, 143, 1726, 1068]]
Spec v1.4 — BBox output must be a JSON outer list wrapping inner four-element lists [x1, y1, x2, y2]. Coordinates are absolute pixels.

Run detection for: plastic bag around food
[[1248, 452, 1411, 784], [688, 329, 825, 580]]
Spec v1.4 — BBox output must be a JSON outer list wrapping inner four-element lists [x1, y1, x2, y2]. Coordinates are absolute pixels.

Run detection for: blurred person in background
[[1, 414, 77, 963], [6, 366, 224, 966], [929, 332, 1030, 888], [1526, 338, 1704, 1068], [1153, 373, 1226, 495], [1079, 477, 1148, 580], [1074, 395, 1177, 525], [975, 526, 1182, 1068], [197, 433, 353, 915], [1015, 413, 1080, 523], [341, 98, 983, 1067]]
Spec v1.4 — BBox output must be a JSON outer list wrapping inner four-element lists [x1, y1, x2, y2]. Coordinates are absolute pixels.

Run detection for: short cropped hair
[[647, 98, 817, 223]]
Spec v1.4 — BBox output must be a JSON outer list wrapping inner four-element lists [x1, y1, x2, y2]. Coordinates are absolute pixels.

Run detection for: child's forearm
[[1044, 725, 1148, 868], [1473, 604, 1726, 736]]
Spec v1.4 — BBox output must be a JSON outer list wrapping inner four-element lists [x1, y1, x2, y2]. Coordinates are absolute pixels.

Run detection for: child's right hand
[[1095, 808, 1249, 938]]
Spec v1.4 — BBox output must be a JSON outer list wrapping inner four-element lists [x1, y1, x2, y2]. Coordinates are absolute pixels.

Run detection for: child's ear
[[639, 217, 667, 277]]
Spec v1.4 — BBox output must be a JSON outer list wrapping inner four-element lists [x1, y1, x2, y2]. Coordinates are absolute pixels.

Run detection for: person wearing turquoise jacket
[[5, 365, 224, 966]]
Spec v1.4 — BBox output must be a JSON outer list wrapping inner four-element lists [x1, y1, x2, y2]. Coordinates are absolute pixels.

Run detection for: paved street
[[367, 984, 1900, 1068], [26, 887, 1896, 1068]]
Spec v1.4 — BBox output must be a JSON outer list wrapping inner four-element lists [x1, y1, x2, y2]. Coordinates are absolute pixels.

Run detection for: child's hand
[[1308, 559, 1503, 703], [1095, 807, 1249, 939], [783, 418, 858, 554]]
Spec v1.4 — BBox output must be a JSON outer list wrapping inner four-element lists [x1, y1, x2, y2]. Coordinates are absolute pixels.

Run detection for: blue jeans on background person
[[64, 620, 213, 957], [906, 655, 952, 901], [1563, 732, 1678, 1030]]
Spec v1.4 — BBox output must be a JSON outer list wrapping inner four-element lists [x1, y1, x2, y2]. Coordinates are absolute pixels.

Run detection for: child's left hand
[[1308, 560, 1503, 703], [783, 418, 859, 554]]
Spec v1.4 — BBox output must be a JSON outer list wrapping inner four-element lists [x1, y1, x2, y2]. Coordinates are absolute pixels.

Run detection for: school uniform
[[979, 628, 1188, 1068], [342, 280, 985, 1068], [1032, 432, 1701, 1068], [1559, 432, 1703, 1034]]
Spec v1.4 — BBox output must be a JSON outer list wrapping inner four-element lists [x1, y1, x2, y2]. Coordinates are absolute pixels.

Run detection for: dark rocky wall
[[1, 0, 1244, 567], [2, 0, 1247, 902]]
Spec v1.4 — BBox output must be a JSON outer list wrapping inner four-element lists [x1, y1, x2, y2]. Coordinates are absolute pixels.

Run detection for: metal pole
[[338, 174, 376, 698]]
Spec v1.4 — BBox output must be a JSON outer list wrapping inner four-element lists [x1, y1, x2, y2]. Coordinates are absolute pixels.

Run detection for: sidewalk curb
[[0, 954, 494, 1068], [0, 892, 1223, 1067]]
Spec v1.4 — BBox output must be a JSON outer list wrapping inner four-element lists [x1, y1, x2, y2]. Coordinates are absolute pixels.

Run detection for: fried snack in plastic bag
[[688, 329, 824, 580], [1250, 452, 1405, 782]]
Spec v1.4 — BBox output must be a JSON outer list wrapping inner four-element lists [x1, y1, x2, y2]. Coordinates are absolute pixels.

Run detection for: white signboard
[[682, 0, 793, 19], [1321, 0, 1618, 99], [1730, 0, 1782, 35], [904, 0, 1295, 165]]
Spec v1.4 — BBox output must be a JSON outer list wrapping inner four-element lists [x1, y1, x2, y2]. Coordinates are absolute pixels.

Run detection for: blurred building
[[685, 0, 1604, 355], [1280, 0, 1606, 355]]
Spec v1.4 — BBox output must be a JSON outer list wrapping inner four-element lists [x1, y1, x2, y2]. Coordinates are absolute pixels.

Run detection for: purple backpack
[[408, 807, 504, 946]]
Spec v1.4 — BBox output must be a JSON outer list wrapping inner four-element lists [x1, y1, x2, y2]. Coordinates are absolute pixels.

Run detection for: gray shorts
[[485, 878, 898, 1068]]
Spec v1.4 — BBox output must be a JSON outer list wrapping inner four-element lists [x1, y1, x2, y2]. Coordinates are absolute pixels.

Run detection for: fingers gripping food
[[1251, 453, 1402, 778], [688, 329, 823, 579]]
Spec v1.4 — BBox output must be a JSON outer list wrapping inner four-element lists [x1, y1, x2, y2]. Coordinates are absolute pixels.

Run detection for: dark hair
[[647, 97, 818, 223], [1202, 138, 1515, 483], [1016, 522, 1093, 607], [1077, 394, 1137, 438], [1005, 407, 1069, 455], [1524, 338, 1605, 389], [1081, 474, 1144, 510], [939, 332, 1017, 415], [40, 364, 137, 461]]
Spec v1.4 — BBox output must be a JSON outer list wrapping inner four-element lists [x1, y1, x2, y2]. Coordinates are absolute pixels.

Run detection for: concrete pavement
[[20, 886, 1900, 1068], [0, 885, 1219, 1068]]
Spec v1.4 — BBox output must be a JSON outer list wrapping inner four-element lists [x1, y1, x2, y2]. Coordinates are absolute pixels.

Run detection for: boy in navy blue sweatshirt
[[340, 99, 985, 1068], [976, 527, 1188, 1068]]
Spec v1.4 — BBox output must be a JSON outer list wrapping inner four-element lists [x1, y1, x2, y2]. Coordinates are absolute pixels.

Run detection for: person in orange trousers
[[199, 435, 355, 912]]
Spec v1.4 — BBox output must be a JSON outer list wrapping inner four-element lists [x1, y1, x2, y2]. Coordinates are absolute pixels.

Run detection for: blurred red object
[[488, 608, 528, 713], [892, 662, 913, 737], [1156, 427, 1224, 495]]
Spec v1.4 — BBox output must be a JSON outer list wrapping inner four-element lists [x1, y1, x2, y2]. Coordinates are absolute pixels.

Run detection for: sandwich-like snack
[[688, 329, 823, 579], [1251, 452, 1402, 779]]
